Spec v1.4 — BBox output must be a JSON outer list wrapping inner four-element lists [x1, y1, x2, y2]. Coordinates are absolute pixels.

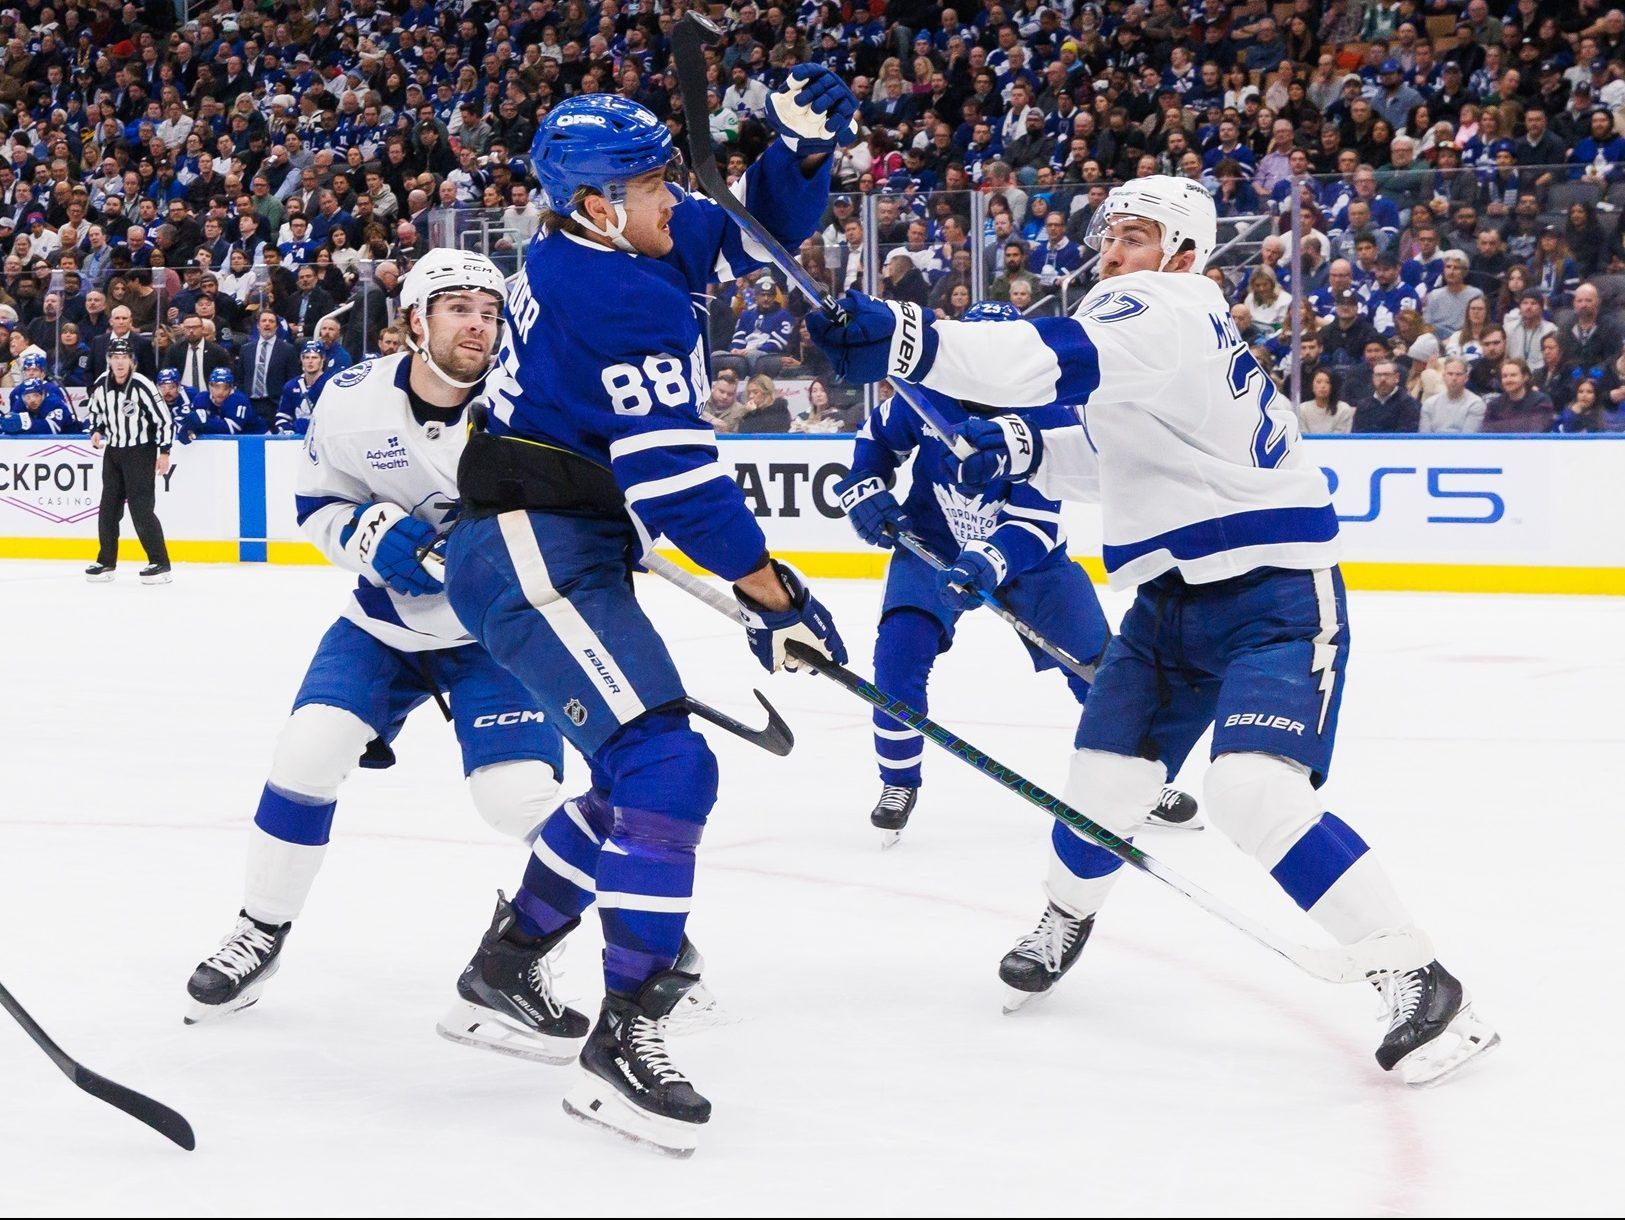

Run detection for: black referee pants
[[97, 444, 169, 568]]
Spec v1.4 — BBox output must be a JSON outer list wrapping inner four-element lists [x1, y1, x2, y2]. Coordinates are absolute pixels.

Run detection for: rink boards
[[0, 433, 1620, 595]]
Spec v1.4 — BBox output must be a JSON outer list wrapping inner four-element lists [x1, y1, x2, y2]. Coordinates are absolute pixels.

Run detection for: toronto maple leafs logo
[[933, 483, 1000, 545]]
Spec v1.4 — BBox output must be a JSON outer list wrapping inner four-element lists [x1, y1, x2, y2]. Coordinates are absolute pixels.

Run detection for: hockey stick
[[639, 552, 1433, 985], [0, 980, 195, 1149], [686, 691, 795, 756], [669, 13, 973, 460], [890, 529, 1099, 683]]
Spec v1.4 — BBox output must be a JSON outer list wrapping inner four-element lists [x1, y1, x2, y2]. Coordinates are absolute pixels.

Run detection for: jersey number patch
[[1229, 347, 1289, 469], [600, 341, 710, 416]]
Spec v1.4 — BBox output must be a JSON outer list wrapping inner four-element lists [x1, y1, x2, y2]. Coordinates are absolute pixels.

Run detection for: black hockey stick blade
[[686, 691, 795, 756], [0, 981, 196, 1150]]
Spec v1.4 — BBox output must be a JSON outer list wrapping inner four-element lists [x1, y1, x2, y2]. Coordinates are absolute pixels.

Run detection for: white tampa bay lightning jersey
[[294, 354, 470, 652], [892, 268, 1339, 589]]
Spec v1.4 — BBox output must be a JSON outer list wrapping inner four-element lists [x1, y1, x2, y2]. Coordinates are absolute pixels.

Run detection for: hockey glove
[[939, 540, 1007, 611], [833, 471, 909, 549], [342, 503, 445, 596], [0, 412, 23, 434], [806, 292, 899, 384], [950, 414, 1042, 493], [735, 558, 848, 674], [767, 64, 860, 154]]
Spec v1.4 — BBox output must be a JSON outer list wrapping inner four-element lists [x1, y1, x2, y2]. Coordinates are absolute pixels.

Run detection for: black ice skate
[[436, 892, 590, 1064], [185, 910, 290, 1024], [563, 971, 711, 1158], [84, 562, 115, 583], [663, 937, 735, 1034], [139, 562, 172, 585], [871, 783, 917, 848], [1374, 960, 1500, 1086], [999, 903, 1095, 1013], [1147, 786, 1203, 830]]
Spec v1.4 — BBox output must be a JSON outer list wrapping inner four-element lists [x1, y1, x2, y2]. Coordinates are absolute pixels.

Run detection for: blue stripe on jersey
[[1270, 812, 1369, 910], [295, 493, 350, 526], [1032, 317, 1102, 405], [1101, 504, 1339, 572], [353, 580, 409, 630]]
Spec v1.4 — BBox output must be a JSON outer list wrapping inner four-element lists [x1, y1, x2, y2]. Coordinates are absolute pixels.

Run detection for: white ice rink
[[0, 559, 1619, 1216]]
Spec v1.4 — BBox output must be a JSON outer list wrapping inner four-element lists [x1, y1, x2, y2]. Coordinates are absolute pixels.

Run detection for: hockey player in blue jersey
[[195, 366, 267, 435], [809, 175, 1497, 1086], [0, 377, 83, 434], [275, 341, 332, 436], [155, 368, 209, 444], [185, 251, 571, 1047], [444, 85, 854, 1155], [833, 299, 1198, 852]]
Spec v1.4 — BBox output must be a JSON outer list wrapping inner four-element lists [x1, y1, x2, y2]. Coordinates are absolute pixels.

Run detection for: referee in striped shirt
[[85, 336, 175, 584]]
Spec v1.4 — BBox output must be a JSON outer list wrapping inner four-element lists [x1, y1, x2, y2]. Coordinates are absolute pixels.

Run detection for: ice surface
[[0, 560, 1618, 1215]]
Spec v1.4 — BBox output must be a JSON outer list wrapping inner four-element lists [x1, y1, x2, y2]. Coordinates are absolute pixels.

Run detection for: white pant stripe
[[877, 750, 925, 769], [498, 512, 649, 726], [562, 798, 601, 846], [595, 890, 692, 913], [873, 725, 919, 740], [529, 835, 596, 894]]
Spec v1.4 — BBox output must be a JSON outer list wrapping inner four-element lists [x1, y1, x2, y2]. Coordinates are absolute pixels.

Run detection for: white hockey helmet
[[398, 249, 507, 390], [1083, 175, 1218, 273]]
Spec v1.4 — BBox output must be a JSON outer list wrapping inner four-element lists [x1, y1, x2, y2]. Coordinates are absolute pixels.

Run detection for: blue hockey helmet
[[962, 300, 1022, 322], [19, 350, 45, 371], [208, 366, 235, 385], [530, 94, 673, 249], [301, 340, 325, 356], [19, 377, 44, 396], [156, 367, 180, 386]]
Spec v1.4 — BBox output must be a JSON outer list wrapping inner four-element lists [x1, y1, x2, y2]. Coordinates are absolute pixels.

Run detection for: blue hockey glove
[[939, 540, 1007, 611], [767, 64, 860, 154], [833, 471, 909, 549], [806, 292, 900, 384], [342, 503, 444, 596], [950, 414, 1043, 492], [0, 412, 23, 433], [735, 558, 848, 674]]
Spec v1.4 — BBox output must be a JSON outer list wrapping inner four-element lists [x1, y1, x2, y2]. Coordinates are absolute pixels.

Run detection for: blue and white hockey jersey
[[481, 139, 829, 582], [276, 370, 332, 435], [295, 354, 472, 652], [883, 270, 1339, 589], [1, 383, 82, 433], [852, 387, 1081, 579]]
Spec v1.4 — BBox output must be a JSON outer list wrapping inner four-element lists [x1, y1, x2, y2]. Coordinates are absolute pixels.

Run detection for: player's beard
[[426, 320, 495, 384]]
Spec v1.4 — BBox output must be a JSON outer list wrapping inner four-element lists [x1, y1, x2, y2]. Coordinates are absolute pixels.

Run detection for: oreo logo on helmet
[[556, 113, 608, 127]]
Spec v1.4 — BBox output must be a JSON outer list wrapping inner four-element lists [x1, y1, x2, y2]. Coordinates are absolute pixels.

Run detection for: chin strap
[[404, 309, 496, 392], [571, 200, 637, 253]]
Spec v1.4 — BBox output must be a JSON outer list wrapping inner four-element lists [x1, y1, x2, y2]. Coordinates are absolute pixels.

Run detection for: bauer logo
[[0, 441, 102, 524], [1223, 712, 1306, 735]]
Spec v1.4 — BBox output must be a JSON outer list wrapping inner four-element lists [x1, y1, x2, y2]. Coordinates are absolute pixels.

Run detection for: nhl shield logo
[[563, 698, 588, 727], [425, 423, 441, 440]]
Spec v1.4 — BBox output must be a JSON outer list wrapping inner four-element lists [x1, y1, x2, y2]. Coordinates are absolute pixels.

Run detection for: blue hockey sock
[[513, 789, 612, 939], [872, 609, 945, 788], [595, 807, 701, 996], [252, 783, 337, 846], [1269, 812, 1370, 912], [1049, 818, 1124, 880]]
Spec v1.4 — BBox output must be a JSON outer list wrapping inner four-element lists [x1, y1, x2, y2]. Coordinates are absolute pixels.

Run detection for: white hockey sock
[[1044, 749, 1166, 919], [245, 824, 328, 927]]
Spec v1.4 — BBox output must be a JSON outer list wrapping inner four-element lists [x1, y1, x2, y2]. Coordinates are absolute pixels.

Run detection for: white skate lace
[[1156, 787, 1182, 813], [525, 947, 567, 1020], [1013, 907, 1082, 973], [1376, 967, 1427, 1032], [877, 785, 913, 811], [203, 919, 277, 982], [629, 1015, 689, 1084]]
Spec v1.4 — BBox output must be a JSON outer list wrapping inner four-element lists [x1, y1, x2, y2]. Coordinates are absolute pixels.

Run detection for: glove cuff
[[836, 473, 887, 514], [993, 414, 1040, 480], [884, 300, 938, 382], [341, 502, 407, 571]]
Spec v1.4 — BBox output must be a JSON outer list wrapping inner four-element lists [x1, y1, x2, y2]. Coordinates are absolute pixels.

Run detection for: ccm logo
[[472, 711, 547, 728], [1224, 712, 1305, 735]]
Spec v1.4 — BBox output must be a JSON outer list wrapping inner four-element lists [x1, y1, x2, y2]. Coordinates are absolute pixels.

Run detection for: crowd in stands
[[0, 0, 1619, 440]]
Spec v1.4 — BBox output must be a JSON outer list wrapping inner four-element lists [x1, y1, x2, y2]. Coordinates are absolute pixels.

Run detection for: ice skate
[[1146, 785, 1202, 830], [563, 970, 710, 1158], [1374, 959, 1500, 1086], [999, 903, 1094, 1013], [662, 937, 735, 1034], [185, 910, 290, 1023], [139, 562, 172, 585], [84, 562, 115, 583], [436, 893, 590, 1064], [871, 783, 917, 848]]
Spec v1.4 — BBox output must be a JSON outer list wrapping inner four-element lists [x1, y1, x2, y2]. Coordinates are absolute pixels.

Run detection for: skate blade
[[1001, 984, 1051, 1015], [562, 1077, 704, 1158], [879, 829, 903, 850], [183, 978, 271, 1025], [663, 983, 738, 1035], [1397, 1003, 1502, 1087], [435, 1001, 583, 1065], [140, 572, 173, 585], [1146, 813, 1205, 831], [85, 572, 114, 583]]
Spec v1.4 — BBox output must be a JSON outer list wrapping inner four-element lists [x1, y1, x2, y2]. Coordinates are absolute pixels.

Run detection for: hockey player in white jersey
[[184, 250, 581, 1062], [809, 176, 1498, 1085]]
